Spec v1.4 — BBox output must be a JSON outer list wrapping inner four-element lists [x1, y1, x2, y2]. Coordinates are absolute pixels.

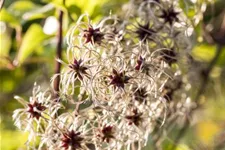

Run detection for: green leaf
[[23, 4, 55, 21], [192, 44, 225, 66], [8, 0, 38, 16], [192, 44, 216, 62], [42, 0, 66, 10], [67, 4, 82, 19], [73, 0, 108, 16], [0, 25, 12, 69], [0, 8, 20, 28], [43, 0, 107, 16], [16, 24, 49, 65], [0, 28, 11, 57], [8, 1, 51, 21]]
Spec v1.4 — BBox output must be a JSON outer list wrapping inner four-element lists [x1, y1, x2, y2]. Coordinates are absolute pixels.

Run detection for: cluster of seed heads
[[13, 0, 197, 149]]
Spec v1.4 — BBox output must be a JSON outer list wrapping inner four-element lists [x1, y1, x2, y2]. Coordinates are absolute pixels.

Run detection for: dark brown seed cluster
[[125, 109, 143, 126], [160, 48, 177, 65], [61, 130, 84, 150], [136, 22, 156, 42], [134, 88, 148, 103], [27, 101, 46, 119], [83, 26, 104, 45], [69, 59, 88, 80], [99, 125, 114, 143], [159, 6, 179, 25], [109, 69, 130, 89]]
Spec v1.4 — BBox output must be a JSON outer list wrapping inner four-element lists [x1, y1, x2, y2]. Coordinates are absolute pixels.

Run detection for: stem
[[0, 0, 5, 11], [53, 2, 65, 95], [169, 44, 223, 150]]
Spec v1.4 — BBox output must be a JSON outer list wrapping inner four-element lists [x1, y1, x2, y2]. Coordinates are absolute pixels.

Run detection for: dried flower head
[[136, 22, 156, 42], [109, 69, 130, 89], [27, 100, 46, 119], [159, 6, 180, 25], [13, 84, 51, 129], [61, 130, 84, 150], [98, 125, 115, 143], [69, 59, 89, 81], [125, 109, 143, 126], [133, 87, 148, 103], [83, 26, 104, 45], [160, 48, 177, 65]]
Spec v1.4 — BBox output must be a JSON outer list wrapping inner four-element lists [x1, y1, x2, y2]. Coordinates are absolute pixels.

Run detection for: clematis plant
[[13, 0, 203, 149]]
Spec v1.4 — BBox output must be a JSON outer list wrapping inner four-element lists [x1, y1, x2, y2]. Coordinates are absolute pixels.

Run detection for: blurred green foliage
[[0, 0, 224, 149], [192, 44, 225, 65]]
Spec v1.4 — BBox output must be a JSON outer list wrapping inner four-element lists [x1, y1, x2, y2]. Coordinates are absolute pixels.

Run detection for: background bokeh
[[0, 0, 225, 149]]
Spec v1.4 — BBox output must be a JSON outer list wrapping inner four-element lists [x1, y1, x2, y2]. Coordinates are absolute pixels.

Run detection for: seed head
[[61, 130, 84, 150], [134, 88, 148, 103], [98, 125, 114, 143], [136, 22, 156, 42], [83, 26, 104, 45], [159, 6, 179, 25], [160, 49, 177, 65], [69, 59, 88, 80], [109, 69, 130, 89], [125, 109, 143, 126], [27, 101, 46, 119]]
